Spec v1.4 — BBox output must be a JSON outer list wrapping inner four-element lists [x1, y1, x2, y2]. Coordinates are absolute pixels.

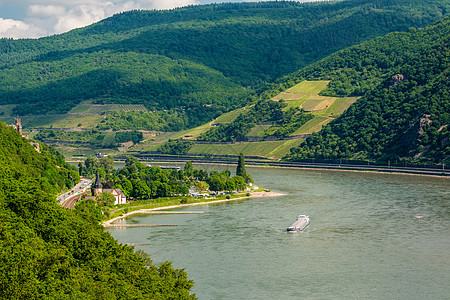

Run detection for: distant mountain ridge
[[0, 0, 448, 122]]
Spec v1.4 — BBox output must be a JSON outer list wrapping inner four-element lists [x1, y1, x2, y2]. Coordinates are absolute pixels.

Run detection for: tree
[[236, 153, 246, 178], [184, 161, 194, 178], [100, 156, 115, 174], [208, 176, 225, 192], [84, 156, 99, 175], [132, 180, 152, 199], [96, 192, 116, 206], [194, 181, 209, 192], [74, 199, 102, 222], [225, 178, 236, 192], [233, 175, 246, 191]]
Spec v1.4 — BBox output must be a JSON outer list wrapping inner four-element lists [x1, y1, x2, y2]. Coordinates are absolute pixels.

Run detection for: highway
[[58, 178, 93, 209]]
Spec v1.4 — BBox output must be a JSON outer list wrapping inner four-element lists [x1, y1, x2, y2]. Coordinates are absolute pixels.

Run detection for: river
[[106, 166, 449, 299]]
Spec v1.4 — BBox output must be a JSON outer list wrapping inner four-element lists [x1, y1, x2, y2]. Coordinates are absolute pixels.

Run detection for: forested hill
[[283, 17, 449, 164], [0, 123, 196, 298], [0, 0, 448, 118]]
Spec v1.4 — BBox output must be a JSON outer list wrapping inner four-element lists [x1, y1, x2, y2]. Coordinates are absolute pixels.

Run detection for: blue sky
[[0, 0, 324, 39]]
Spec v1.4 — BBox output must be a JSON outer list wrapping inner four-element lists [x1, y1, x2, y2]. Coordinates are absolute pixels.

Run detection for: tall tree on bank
[[236, 153, 246, 178]]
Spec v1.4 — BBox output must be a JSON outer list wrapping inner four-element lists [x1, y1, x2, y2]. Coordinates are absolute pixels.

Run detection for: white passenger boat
[[287, 215, 310, 232]]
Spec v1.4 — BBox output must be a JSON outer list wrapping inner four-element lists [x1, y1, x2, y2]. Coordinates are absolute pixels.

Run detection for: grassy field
[[273, 92, 309, 101], [266, 139, 304, 159], [324, 97, 358, 115], [118, 104, 148, 112], [291, 116, 331, 135], [213, 107, 246, 124], [43, 114, 104, 128], [69, 102, 148, 114], [179, 123, 212, 140], [272, 81, 331, 103], [269, 81, 359, 139], [102, 132, 116, 146], [247, 125, 270, 137], [286, 80, 330, 94], [284, 99, 307, 110], [189, 140, 290, 157]]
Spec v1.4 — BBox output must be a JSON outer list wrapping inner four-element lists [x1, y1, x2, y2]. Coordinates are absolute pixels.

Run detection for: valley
[[0, 1, 449, 299]]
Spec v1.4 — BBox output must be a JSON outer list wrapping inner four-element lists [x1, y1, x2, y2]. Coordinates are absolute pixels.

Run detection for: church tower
[[93, 171, 102, 196]]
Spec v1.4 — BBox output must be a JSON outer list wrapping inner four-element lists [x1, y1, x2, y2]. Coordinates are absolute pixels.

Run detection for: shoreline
[[67, 160, 448, 179], [102, 190, 286, 227]]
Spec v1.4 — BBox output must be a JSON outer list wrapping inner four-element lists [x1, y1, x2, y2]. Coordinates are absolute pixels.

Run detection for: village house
[[93, 171, 127, 205]]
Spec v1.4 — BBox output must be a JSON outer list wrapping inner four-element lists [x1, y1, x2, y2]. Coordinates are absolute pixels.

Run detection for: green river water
[[106, 166, 449, 299]]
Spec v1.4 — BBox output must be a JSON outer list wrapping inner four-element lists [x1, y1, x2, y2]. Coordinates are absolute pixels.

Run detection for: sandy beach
[[102, 190, 286, 227]]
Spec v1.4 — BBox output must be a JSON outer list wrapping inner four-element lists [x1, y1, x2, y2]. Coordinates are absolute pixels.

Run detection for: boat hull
[[287, 215, 310, 232]]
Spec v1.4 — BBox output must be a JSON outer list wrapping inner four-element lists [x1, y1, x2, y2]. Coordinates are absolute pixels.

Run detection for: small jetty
[[287, 215, 310, 232], [107, 224, 177, 228], [145, 211, 204, 214]]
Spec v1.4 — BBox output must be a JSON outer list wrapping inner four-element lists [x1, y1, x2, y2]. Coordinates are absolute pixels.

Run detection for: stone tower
[[15, 118, 22, 134]]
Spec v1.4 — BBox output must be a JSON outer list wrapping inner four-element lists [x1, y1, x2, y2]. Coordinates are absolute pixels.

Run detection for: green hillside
[[285, 17, 450, 164], [0, 123, 195, 298], [0, 0, 448, 122], [145, 81, 355, 159], [196, 80, 356, 143]]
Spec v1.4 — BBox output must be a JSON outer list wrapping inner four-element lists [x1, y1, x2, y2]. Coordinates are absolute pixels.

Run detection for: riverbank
[[67, 158, 448, 178], [102, 190, 286, 227]]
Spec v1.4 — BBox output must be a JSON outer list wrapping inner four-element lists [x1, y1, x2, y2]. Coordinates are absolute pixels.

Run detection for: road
[[58, 178, 93, 209]]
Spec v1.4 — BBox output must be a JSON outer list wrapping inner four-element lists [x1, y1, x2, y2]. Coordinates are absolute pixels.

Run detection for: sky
[[0, 0, 324, 39]]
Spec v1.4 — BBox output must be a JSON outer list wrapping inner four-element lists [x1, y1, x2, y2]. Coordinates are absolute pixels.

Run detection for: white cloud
[[0, 17, 45, 38], [1, 0, 198, 38], [142, 0, 198, 10], [29, 5, 66, 17]]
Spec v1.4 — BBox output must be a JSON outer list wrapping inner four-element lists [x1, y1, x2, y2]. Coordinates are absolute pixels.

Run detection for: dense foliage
[[1, 0, 448, 119], [158, 139, 195, 155], [96, 108, 220, 132], [0, 123, 196, 298], [81, 156, 252, 202], [198, 100, 313, 142], [36, 129, 143, 149], [115, 130, 144, 145], [0, 123, 79, 196], [36, 129, 112, 148], [286, 18, 450, 163]]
